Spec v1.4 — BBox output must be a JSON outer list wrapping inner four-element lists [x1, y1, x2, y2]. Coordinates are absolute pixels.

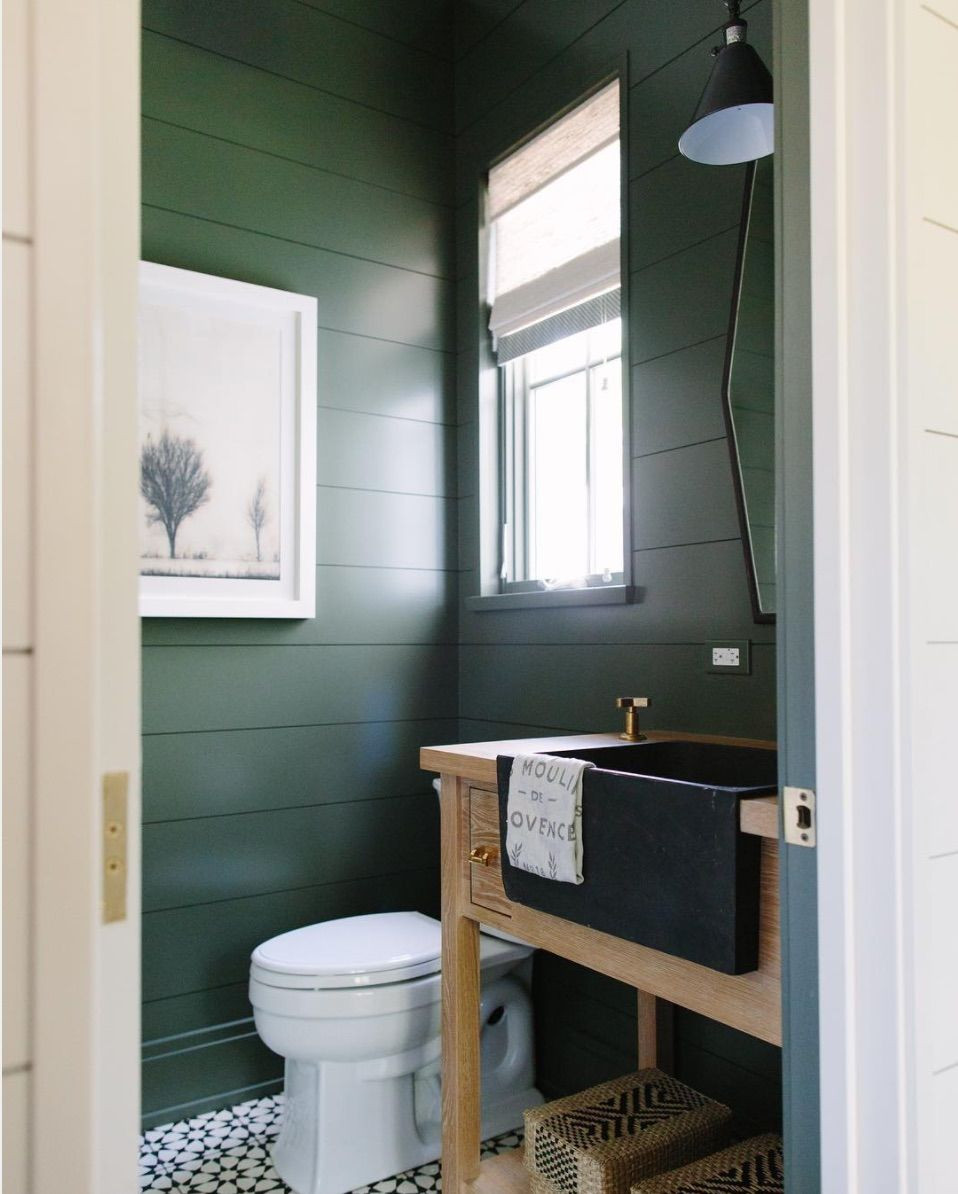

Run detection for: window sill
[[465, 584, 637, 612]]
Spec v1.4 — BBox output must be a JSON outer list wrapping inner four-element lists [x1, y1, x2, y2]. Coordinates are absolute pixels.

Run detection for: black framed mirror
[[723, 156, 775, 623]]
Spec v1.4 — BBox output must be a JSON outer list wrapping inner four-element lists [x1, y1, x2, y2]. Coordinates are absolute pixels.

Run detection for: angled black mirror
[[723, 156, 775, 622]]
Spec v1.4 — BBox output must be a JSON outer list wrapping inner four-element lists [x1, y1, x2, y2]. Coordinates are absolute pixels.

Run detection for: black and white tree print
[[247, 477, 269, 563], [140, 431, 212, 559]]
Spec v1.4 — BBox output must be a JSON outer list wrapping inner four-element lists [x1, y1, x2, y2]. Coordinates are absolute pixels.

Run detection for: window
[[481, 81, 627, 600], [502, 318, 623, 587]]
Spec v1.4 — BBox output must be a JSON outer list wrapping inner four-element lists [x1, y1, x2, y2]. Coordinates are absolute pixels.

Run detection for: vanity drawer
[[468, 786, 511, 917]]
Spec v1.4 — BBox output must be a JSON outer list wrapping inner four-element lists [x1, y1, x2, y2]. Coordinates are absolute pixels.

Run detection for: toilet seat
[[251, 911, 442, 990]]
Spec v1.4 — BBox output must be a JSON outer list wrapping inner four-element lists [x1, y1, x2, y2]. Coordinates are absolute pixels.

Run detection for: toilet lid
[[250, 911, 442, 990]]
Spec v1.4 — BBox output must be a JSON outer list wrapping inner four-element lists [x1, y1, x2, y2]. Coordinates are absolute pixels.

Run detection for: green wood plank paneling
[[141, 31, 454, 205], [142, 567, 457, 647], [629, 156, 746, 273], [455, 0, 525, 60], [456, 717, 575, 739], [142, 868, 440, 1002], [298, 0, 453, 59], [142, 0, 453, 131], [142, 644, 458, 735], [630, 338, 729, 457], [316, 487, 456, 571], [142, 118, 453, 278], [316, 408, 456, 499], [143, 794, 438, 911], [457, 542, 774, 646], [141, 0, 455, 1125], [676, 1009, 782, 1083], [317, 330, 455, 425], [454, 0, 624, 131], [143, 983, 253, 1044], [673, 1037, 782, 1136], [453, 0, 780, 1130], [631, 438, 740, 551], [458, 643, 777, 739], [142, 207, 453, 352], [142, 1035, 282, 1127], [629, 229, 740, 366], [143, 719, 456, 822]]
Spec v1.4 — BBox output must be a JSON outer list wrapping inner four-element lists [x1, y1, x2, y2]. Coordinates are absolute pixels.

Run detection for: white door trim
[[810, 0, 958, 1190], [31, 0, 141, 1189], [810, 0, 912, 1189]]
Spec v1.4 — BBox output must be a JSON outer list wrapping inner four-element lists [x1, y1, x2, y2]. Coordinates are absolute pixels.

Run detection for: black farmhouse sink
[[496, 740, 777, 974], [548, 739, 777, 791]]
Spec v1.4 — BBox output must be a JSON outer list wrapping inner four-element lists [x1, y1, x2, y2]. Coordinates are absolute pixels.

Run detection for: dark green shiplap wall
[[139, 0, 456, 1128], [453, 0, 781, 1136]]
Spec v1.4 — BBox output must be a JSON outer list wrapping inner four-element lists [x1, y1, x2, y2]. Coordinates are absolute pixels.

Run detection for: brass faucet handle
[[616, 696, 650, 742]]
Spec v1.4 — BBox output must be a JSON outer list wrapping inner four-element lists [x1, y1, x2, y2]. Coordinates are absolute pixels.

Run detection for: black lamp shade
[[679, 38, 774, 165]]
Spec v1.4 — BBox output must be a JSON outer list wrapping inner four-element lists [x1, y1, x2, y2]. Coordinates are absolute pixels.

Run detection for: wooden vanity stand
[[421, 731, 780, 1194]]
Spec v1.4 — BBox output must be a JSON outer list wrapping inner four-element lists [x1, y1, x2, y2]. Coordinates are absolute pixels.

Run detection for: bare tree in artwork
[[247, 476, 268, 562], [140, 430, 212, 559]]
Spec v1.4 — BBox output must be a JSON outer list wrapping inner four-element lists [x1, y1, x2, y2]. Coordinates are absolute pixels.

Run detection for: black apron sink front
[[496, 740, 777, 975]]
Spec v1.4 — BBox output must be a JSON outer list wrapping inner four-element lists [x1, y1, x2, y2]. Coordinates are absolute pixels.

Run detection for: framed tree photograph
[[138, 263, 316, 618]]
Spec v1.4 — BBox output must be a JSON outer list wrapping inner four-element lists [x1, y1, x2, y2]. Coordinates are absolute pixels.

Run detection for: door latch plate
[[783, 785, 816, 847]]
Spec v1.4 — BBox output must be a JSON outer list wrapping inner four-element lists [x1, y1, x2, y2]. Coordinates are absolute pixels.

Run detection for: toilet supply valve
[[468, 845, 497, 866], [616, 696, 650, 742]]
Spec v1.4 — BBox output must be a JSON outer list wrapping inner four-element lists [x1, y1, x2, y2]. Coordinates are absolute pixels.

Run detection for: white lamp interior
[[678, 103, 774, 166]]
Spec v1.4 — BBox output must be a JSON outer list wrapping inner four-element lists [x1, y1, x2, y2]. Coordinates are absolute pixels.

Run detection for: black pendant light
[[678, 0, 773, 166]]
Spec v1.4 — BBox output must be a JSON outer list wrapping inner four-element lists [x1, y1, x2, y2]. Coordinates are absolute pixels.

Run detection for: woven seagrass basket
[[524, 1070, 732, 1194], [629, 1133, 784, 1193]]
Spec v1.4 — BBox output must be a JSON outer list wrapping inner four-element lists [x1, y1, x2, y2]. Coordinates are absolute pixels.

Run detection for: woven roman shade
[[487, 81, 621, 359]]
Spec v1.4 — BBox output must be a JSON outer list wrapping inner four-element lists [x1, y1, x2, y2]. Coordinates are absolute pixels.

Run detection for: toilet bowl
[[249, 911, 542, 1194]]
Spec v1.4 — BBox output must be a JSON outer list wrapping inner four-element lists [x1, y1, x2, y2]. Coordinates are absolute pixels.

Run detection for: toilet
[[249, 911, 542, 1194]]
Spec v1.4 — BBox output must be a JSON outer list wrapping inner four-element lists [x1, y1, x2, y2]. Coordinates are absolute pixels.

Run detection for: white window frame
[[499, 327, 625, 592]]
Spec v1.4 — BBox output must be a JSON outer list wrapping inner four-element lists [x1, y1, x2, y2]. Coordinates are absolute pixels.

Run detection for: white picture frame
[[138, 262, 316, 618]]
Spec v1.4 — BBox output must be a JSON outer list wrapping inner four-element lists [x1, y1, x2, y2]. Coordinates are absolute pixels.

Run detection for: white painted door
[[2, 0, 142, 1190], [809, 0, 958, 1190]]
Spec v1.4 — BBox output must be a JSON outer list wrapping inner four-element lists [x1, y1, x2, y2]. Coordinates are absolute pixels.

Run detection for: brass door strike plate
[[103, 771, 129, 923], [783, 785, 816, 847]]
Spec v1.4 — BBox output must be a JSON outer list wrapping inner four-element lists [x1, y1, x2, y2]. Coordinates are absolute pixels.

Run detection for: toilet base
[[272, 1056, 541, 1194]]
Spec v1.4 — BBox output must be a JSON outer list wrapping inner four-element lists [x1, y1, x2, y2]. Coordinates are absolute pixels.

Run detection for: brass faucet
[[616, 696, 650, 742]]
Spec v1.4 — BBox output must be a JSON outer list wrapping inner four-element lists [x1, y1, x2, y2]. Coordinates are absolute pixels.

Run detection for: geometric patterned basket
[[524, 1070, 733, 1194], [629, 1134, 784, 1193]]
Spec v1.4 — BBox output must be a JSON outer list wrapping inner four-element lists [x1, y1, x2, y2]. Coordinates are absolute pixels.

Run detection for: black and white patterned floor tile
[[140, 1093, 523, 1194]]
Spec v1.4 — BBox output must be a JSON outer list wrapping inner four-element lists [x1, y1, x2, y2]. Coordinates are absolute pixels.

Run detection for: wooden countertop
[[420, 731, 779, 841]]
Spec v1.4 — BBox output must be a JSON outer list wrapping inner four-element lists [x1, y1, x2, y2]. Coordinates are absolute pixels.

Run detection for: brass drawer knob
[[468, 845, 497, 867]]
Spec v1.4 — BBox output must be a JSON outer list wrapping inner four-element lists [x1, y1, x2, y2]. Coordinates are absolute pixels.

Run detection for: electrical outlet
[[712, 646, 740, 668], [706, 640, 751, 675]]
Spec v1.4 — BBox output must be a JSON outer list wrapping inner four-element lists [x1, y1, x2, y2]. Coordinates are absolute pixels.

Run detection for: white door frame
[[30, 0, 142, 1189], [809, 0, 957, 1190]]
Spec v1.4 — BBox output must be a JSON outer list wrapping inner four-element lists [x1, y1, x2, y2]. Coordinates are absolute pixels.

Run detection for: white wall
[[904, 4, 958, 1189], [3, 0, 36, 1184], [811, 1, 958, 1190]]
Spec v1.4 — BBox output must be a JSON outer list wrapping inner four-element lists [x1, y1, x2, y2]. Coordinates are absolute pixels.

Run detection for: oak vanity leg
[[637, 991, 674, 1072], [441, 773, 481, 1193]]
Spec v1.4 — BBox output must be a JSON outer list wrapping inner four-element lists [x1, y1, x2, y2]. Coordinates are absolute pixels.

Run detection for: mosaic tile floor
[[140, 1093, 523, 1193]]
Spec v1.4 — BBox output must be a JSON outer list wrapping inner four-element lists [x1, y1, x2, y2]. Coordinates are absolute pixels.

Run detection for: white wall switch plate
[[705, 640, 751, 674]]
